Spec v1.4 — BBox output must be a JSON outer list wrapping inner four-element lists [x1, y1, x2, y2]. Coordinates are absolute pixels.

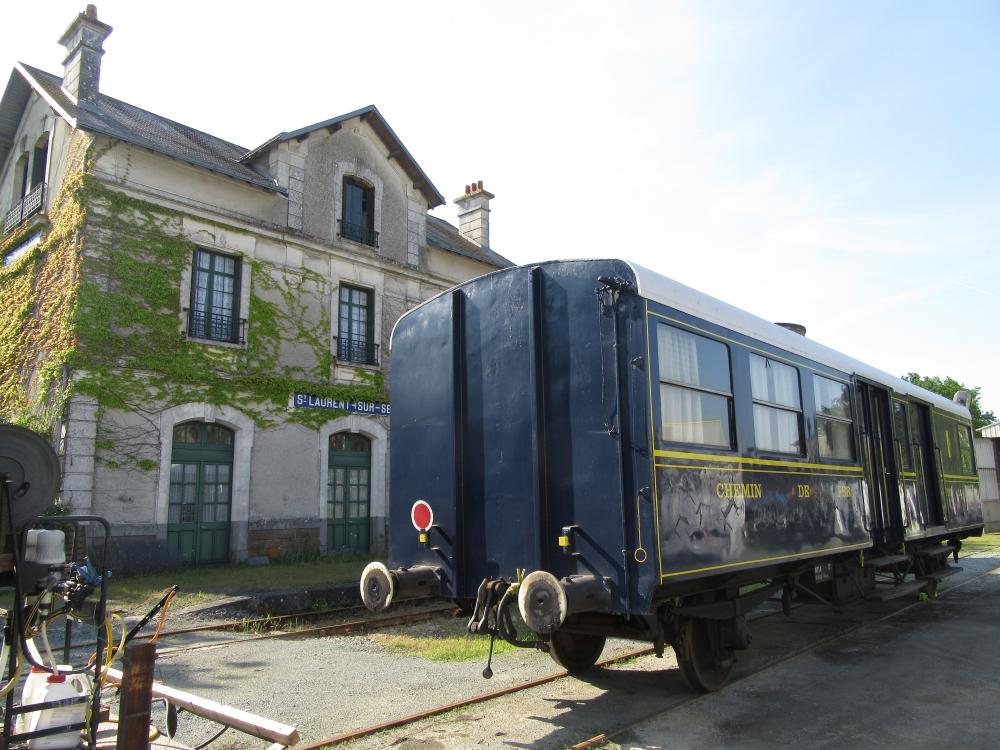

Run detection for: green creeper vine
[[1, 133, 386, 471]]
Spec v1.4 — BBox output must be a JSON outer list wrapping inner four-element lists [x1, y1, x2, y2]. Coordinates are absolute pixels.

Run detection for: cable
[[39, 616, 56, 670], [109, 612, 126, 666], [149, 588, 177, 644], [193, 724, 230, 749]]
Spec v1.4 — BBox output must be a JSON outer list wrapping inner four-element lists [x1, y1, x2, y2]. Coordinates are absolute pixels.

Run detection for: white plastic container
[[24, 671, 89, 749], [23, 529, 66, 565], [15, 667, 49, 734]]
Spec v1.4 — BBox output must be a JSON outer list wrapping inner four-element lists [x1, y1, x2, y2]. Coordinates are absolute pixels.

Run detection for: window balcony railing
[[335, 336, 379, 366], [186, 309, 246, 345], [337, 220, 379, 248], [4, 183, 45, 235]]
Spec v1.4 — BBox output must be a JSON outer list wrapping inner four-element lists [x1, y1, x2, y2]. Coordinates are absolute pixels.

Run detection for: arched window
[[12, 154, 28, 206], [168, 421, 234, 564], [327, 432, 371, 552], [30, 133, 49, 191]]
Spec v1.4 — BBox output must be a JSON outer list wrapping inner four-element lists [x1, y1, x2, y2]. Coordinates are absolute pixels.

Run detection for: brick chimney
[[453, 180, 495, 249], [58, 5, 112, 109]]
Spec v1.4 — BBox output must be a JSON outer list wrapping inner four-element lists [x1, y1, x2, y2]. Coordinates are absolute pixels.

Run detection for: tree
[[901, 373, 996, 431]]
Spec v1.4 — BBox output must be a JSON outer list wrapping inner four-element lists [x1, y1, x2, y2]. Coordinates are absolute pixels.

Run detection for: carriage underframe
[[362, 532, 975, 692]]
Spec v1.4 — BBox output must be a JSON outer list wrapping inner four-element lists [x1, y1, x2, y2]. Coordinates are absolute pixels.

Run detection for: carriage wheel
[[675, 617, 734, 692], [548, 630, 606, 674]]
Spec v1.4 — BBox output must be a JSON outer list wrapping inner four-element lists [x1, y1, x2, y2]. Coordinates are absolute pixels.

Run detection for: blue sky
[[4, 1, 997, 416]]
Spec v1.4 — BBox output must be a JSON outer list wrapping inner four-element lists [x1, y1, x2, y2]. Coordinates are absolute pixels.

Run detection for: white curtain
[[753, 403, 800, 453], [659, 325, 700, 385], [660, 327, 705, 443], [750, 354, 799, 408]]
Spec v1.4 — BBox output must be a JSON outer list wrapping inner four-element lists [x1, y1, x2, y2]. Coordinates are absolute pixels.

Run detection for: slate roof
[[426, 215, 512, 268], [2, 63, 510, 269], [6, 63, 281, 192]]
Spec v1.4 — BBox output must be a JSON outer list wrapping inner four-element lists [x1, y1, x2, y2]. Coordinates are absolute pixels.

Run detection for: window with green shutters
[[188, 248, 241, 343], [337, 284, 377, 365]]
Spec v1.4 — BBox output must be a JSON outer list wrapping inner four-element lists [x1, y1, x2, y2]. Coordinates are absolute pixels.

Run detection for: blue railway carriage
[[360, 259, 982, 691]]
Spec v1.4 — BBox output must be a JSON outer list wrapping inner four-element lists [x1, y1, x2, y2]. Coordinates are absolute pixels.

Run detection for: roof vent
[[775, 322, 807, 336], [953, 390, 972, 408]]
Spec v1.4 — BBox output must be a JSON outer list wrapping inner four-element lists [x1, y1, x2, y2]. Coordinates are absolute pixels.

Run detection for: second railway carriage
[[360, 259, 982, 691]]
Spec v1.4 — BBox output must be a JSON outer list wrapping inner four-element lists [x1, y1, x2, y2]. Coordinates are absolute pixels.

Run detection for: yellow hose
[[0, 650, 23, 697], [149, 588, 177, 643]]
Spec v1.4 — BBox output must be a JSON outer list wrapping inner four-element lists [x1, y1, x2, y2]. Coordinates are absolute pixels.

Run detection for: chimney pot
[[453, 180, 496, 249], [86, 4, 97, 18]]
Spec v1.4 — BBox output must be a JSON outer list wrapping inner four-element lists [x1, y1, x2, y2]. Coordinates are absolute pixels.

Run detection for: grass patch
[[960, 533, 1000, 555], [374, 615, 541, 663], [105, 555, 379, 614], [375, 632, 520, 662]]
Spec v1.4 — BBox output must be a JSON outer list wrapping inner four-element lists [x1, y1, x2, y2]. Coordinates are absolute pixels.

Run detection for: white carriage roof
[[628, 260, 969, 420], [391, 258, 969, 421]]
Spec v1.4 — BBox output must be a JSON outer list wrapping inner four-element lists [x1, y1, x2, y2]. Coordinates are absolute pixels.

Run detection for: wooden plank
[[118, 642, 157, 750], [105, 667, 299, 746]]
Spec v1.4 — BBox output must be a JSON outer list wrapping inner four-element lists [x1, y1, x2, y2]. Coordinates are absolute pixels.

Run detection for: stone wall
[[248, 524, 320, 559]]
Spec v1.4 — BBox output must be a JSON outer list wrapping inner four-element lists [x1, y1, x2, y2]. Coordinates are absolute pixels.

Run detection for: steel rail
[[298, 545, 999, 750], [153, 605, 456, 658], [296, 601, 805, 749], [295, 646, 655, 750], [62, 603, 455, 658]]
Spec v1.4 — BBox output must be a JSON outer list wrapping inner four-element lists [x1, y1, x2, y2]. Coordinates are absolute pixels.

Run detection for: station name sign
[[293, 393, 390, 416]]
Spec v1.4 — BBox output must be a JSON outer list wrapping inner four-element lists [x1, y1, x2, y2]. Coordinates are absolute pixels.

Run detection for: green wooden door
[[328, 433, 370, 553], [168, 422, 233, 564]]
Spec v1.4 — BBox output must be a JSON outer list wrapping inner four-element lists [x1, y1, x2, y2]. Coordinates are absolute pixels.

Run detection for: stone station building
[[0, 6, 511, 569]]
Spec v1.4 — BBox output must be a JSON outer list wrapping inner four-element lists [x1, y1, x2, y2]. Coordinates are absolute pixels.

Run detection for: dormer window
[[339, 177, 378, 248]]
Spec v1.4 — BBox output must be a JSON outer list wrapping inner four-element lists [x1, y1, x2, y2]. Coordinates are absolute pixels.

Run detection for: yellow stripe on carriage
[[655, 463, 865, 479], [660, 542, 872, 579], [653, 449, 863, 474]]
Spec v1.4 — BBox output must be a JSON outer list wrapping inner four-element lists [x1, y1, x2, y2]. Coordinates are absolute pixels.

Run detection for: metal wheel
[[674, 618, 734, 692], [548, 630, 606, 675]]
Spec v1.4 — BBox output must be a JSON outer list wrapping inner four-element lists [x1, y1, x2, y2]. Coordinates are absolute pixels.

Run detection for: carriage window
[[957, 424, 974, 474], [657, 325, 733, 448], [749, 354, 803, 455], [932, 413, 960, 473], [814, 376, 855, 460], [892, 401, 913, 471]]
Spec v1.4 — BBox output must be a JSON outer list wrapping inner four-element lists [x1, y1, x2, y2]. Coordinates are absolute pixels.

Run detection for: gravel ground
[[145, 614, 646, 749], [15, 552, 999, 749], [137, 550, 1000, 750]]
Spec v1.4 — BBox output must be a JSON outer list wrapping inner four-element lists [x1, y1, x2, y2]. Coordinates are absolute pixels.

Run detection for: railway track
[[154, 603, 455, 657], [297, 546, 1000, 750], [68, 600, 455, 657], [295, 600, 798, 750]]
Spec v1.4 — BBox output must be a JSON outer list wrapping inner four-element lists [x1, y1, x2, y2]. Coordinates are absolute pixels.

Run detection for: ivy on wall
[[0, 134, 386, 470]]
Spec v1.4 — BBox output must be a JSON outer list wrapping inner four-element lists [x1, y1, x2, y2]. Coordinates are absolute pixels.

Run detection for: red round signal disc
[[411, 500, 433, 531]]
